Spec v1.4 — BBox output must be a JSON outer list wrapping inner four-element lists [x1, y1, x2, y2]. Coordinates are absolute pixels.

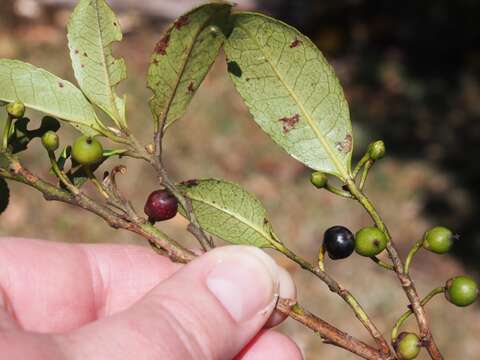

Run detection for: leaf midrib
[[91, 0, 123, 124], [152, 6, 225, 129], [236, 18, 349, 180], [185, 190, 273, 247]]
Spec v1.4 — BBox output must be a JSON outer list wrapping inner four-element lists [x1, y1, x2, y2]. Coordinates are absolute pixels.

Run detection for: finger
[[0, 286, 19, 331], [0, 237, 180, 332], [235, 330, 303, 360], [58, 246, 296, 360], [265, 266, 296, 327]]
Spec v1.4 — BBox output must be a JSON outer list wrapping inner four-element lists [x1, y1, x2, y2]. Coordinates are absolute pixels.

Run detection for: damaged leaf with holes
[[177, 179, 278, 248], [147, 3, 231, 130], [224, 13, 353, 180], [67, 0, 127, 128]]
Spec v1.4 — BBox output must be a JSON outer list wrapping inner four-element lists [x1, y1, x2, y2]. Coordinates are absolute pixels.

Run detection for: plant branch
[[150, 158, 213, 251], [272, 241, 393, 358], [1, 152, 391, 359], [278, 300, 384, 360], [346, 179, 444, 360], [391, 287, 445, 343], [0, 153, 194, 263]]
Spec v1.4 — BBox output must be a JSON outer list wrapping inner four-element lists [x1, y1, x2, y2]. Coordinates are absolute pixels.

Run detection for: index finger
[[0, 237, 180, 333]]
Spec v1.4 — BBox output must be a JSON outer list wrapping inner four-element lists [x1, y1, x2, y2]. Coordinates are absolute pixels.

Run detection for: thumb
[[59, 246, 296, 360]]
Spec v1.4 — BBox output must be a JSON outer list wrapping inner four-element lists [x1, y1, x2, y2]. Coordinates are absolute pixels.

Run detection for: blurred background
[[1, 0, 479, 358]]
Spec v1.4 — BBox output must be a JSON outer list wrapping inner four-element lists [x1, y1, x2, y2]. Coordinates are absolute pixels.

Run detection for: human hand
[[0, 238, 302, 359]]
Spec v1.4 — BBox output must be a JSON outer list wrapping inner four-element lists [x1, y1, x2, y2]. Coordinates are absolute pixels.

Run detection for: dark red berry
[[144, 190, 178, 222], [324, 225, 355, 260]]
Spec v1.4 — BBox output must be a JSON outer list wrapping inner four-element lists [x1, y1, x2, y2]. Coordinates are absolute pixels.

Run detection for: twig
[[0, 153, 390, 359], [272, 241, 393, 358], [0, 154, 194, 263], [391, 287, 445, 343], [277, 299, 384, 360], [346, 179, 444, 360], [151, 159, 213, 251]]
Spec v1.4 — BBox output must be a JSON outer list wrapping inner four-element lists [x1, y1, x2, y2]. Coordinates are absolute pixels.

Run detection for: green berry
[[41, 131, 59, 152], [395, 332, 420, 360], [445, 275, 478, 307], [368, 140, 386, 160], [355, 226, 388, 257], [6, 101, 25, 118], [423, 226, 454, 254], [71, 136, 103, 165], [310, 171, 328, 188]]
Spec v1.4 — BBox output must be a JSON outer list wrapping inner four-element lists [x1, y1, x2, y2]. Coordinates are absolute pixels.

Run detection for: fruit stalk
[[346, 179, 444, 360], [403, 240, 423, 275], [391, 287, 445, 342], [1, 114, 12, 151], [272, 241, 392, 357]]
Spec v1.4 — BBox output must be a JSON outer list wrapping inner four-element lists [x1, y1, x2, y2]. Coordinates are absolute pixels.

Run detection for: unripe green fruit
[[368, 140, 386, 160], [71, 136, 103, 165], [445, 275, 478, 307], [310, 171, 328, 188], [41, 131, 59, 152], [395, 332, 420, 360], [355, 226, 387, 257], [6, 101, 25, 118], [423, 226, 453, 254]]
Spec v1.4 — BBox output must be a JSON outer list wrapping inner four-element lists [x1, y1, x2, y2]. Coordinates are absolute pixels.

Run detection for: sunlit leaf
[[177, 178, 278, 248], [67, 0, 127, 128], [147, 3, 231, 129], [0, 59, 103, 136], [224, 13, 353, 180]]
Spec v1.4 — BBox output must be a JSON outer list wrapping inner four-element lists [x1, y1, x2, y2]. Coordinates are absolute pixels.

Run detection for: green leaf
[[0, 153, 8, 169], [224, 13, 353, 180], [0, 177, 9, 215], [177, 178, 278, 248], [0, 59, 102, 136], [67, 0, 127, 128], [147, 3, 231, 129]]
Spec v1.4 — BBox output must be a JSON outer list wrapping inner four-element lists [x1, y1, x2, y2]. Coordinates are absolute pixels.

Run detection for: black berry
[[144, 189, 178, 222], [324, 225, 355, 260]]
